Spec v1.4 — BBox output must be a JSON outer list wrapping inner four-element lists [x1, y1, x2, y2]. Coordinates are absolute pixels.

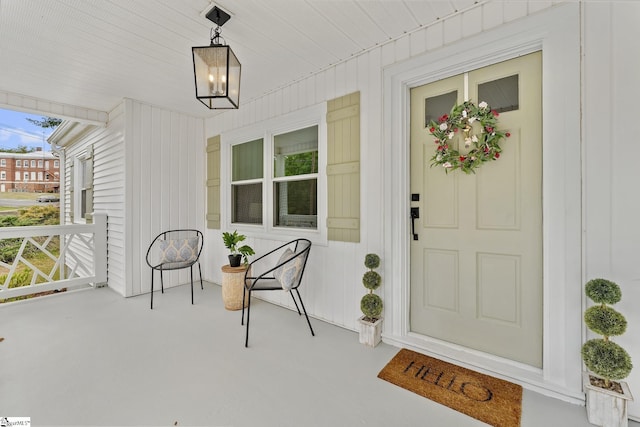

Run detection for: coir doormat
[[378, 349, 522, 427]]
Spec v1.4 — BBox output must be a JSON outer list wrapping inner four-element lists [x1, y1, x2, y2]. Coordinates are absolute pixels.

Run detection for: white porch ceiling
[[0, 0, 476, 119]]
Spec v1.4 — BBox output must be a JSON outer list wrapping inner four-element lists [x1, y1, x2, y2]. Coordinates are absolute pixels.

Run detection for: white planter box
[[358, 316, 382, 347], [583, 372, 634, 427]]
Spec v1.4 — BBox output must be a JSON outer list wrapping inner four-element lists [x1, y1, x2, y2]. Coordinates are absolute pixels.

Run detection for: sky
[[0, 108, 58, 152]]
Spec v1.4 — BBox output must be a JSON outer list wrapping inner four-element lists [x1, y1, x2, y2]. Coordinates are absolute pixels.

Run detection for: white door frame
[[382, 3, 583, 402]]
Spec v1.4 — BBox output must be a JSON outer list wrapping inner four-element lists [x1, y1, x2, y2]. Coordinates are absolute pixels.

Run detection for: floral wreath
[[428, 100, 510, 174]]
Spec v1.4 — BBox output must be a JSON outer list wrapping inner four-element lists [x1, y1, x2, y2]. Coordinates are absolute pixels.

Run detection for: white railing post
[[93, 213, 107, 287]]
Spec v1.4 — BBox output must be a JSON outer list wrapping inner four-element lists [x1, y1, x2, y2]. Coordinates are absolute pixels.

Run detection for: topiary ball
[[582, 339, 633, 381], [361, 293, 383, 319], [364, 253, 380, 269], [362, 271, 381, 291], [584, 305, 627, 337], [585, 278, 621, 305]]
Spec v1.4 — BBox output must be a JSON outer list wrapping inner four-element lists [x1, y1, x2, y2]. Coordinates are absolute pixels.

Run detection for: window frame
[[73, 151, 92, 223], [221, 104, 327, 244]]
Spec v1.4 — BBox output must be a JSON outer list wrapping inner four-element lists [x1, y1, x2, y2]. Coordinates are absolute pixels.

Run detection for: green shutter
[[326, 91, 360, 242], [206, 135, 221, 229]]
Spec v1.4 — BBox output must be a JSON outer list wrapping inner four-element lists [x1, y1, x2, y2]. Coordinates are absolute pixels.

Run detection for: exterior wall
[[204, 0, 640, 420], [583, 2, 640, 420], [123, 99, 206, 298], [0, 151, 59, 192], [205, 1, 560, 343], [62, 103, 126, 294], [60, 99, 206, 298]]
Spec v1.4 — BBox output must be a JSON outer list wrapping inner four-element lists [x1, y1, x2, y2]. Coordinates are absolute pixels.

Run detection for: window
[[0, 172, 6, 180], [38, 160, 43, 168], [45, 160, 50, 169], [30, 172, 36, 181], [0, 159, 5, 167], [273, 126, 318, 229], [30, 160, 35, 167], [14, 172, 20, 181], [73, 149, 93, 222], [54, 160, 59, 168], [16, 160, 21, 167], [231, 138, 263, 225], [229, 126, 319, 230], [23, 172, 29, 181], [38, 172, 43, 181]]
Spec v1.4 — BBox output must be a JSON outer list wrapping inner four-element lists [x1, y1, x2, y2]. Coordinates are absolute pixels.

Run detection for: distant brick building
[[0, 149, 60, 193]]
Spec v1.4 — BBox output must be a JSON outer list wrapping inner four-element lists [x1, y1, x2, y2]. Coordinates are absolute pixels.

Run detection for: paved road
[[0, 199, 46, 207]]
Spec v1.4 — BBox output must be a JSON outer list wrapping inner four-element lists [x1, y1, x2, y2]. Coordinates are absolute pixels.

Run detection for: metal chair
[[242, 239, 313, 347], [145, 229, 203, 309]]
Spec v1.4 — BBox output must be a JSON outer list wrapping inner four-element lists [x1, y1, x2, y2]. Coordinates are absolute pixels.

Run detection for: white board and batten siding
[[123, 99, 206, 298], [206, 1, 640, 420]]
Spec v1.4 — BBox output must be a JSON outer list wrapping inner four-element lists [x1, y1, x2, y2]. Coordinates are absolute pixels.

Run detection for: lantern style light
[[192, 6, 241, 109]]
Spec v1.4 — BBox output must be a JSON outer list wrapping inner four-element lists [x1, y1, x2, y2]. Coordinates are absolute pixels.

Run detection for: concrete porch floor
[[1, 283, 637, 427]]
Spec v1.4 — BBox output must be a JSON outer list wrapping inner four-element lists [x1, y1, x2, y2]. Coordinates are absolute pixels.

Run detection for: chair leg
[[150, 270, 154, 310], [244, 290, 252, 347], [294, 289, 315, 337], [198, 261, 203, 290], [160, 270, 164, 293], [190, 266, 194, 305], [289, 291, 302, 315], [241, 285, 247, 325]]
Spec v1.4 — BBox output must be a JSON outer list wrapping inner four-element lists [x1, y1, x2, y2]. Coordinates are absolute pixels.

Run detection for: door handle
[[410, 207, 419, 240]]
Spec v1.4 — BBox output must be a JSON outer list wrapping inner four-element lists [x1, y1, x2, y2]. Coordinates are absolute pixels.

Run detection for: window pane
[[274, 126, 318, 178], [232, 139, 263, 181], [477, 74, 519, 113], [274, 179, 317, 229], [232, 183, 262, 224], [424, 90, 457, 126]]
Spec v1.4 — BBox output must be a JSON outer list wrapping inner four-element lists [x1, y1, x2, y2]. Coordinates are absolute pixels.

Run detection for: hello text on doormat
[[378, 348, 522, 427]]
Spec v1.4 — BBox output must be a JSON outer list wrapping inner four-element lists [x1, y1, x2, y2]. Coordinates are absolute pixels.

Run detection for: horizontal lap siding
[[63, 104, 126, 294]]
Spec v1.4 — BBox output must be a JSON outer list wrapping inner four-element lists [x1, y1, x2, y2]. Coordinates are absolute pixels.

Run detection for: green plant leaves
[[584, 306, 627, 337], [585, 278, 621, 305], [361, 293, 383, 319], [581, 339, 633, 381], [362, 271, 381, 291], [364, 253, 380, 269]]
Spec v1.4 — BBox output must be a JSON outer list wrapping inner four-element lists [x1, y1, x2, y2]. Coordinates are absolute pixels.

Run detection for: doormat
[[378, 349, 522, 427]]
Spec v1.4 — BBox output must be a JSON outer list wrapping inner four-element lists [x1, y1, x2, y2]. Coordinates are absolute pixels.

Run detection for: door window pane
[[477, 74, 519, 113], [424, 91, 457, 126]]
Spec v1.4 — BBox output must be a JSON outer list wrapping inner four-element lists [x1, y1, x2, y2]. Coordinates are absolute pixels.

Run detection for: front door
[[409, 52, 543, 367]]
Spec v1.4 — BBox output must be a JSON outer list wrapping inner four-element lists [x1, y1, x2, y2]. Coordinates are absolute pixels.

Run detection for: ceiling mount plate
[[206, 6, 230, 26]]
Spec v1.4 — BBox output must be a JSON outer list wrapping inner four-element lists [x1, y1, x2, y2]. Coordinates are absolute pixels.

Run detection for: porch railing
[[0, 213, 107, 300]]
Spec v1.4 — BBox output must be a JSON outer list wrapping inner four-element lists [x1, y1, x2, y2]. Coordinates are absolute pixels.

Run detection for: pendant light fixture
[[192, 6, 241, 109]]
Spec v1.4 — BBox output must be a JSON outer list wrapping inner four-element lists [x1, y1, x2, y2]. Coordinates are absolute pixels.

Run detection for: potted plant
[[581, 278, 634, 427], [358, 253, 383, 347], [222, 230, 255, 267]]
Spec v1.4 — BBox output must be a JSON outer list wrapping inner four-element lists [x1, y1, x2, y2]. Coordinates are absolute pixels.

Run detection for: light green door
[[409, 52, 543, 367]]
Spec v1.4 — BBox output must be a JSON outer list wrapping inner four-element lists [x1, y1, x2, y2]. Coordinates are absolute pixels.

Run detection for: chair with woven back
[[242, 238, 314, 347], [145, 229, 204, 309]]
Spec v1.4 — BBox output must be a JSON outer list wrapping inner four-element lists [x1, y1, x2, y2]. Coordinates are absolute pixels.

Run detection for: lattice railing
[[0, 213, 107, 300]]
